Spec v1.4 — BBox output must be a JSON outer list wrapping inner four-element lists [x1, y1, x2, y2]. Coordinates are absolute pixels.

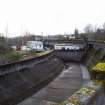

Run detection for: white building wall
[[27, 41, 43, 51], [54, 44, 81, 50]]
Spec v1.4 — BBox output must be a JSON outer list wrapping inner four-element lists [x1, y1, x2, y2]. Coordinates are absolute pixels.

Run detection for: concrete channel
[[17, 63, 82, 105], [0, 52, 64, 105]]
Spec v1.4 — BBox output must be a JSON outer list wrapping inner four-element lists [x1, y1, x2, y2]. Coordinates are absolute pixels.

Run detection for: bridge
[[0, 39, 105, 105]]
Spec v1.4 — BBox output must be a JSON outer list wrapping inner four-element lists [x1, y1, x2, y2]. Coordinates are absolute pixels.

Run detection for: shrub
[[92, 63, 105, 72], [91, 63, 105, 80]]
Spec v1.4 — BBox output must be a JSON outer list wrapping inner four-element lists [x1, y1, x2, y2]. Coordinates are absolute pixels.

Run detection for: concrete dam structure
[[55, 43, 88, 61]]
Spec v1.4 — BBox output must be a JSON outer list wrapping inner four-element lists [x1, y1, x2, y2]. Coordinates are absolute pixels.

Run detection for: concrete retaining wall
[[0, 51, 54, 76], [55, 50, 86, 61], [46, 68, 105, 105], [60, 64, 105, 105], [58, 81, 105, 105], [0, 53, 64, 105], [40, 65, 105, 105], [44, 49, 105, 105]]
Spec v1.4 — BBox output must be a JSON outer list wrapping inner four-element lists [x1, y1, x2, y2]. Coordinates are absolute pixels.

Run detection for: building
[[26, 41, 44, 51]]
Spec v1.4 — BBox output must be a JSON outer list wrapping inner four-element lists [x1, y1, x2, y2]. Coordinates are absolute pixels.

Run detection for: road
[[17, 63, 82, 105]]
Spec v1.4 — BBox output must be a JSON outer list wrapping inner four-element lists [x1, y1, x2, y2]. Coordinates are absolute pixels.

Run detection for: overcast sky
[[0, 0, 105, 37]]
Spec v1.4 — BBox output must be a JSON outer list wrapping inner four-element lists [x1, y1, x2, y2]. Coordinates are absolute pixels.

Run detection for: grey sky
[[0, 0, 105, 37]]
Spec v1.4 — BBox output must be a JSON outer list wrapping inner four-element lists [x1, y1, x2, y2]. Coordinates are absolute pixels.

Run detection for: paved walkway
[[17, 63, 82, 105]]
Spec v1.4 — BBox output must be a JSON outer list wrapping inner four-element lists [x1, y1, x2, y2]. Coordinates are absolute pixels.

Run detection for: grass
[[0, 51, 23, 64], [0, 50, 53, 65]]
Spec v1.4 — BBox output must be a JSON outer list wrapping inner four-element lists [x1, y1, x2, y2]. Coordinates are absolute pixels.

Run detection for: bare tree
[[84, 24, 94, 34], [74, 28, 79, 38], [102, 23, 105, 32]]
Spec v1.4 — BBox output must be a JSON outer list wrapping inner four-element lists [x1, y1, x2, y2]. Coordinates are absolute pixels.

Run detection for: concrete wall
[[58, 81, 105, 105], [55, 50, 86, 61], [45, 48, 105, 105], [0, 54, 64, 105], [61, 48, 105, 105]]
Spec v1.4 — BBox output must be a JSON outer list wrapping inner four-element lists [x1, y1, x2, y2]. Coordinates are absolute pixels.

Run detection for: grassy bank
[[0, 51, 23, 64], [0, 50, 53, 65]]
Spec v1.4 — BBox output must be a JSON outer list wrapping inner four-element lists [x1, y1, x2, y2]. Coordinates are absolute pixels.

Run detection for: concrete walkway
[[17, 63, 82, 105]]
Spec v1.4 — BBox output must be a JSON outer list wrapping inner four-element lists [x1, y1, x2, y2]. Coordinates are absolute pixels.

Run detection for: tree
[[96, 28, 101, 34], [74, 28, 79, 38], [0, 36, 9, 53], [84, 24, 94, 34], [102, 23, 105, 32]]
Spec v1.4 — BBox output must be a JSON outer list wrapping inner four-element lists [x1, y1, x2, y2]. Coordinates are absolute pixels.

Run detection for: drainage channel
[[17, 62, 82, 105]]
